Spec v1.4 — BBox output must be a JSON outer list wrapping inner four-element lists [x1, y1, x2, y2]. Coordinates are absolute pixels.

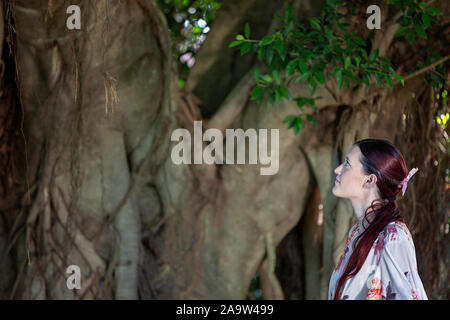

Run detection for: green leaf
[[295, 97, 307, 108], [298, 59, 308, 73], [245, 23, 250, 38], [313, 70, 325, 84], [272, 69, 281, 84], [393, 74, 404, 86], [284, 6, 293, 22], [325, 26, 333, 44], [344, 69, 358, 82], [352, 36, 366, 46], [385, 75, 393, 90], [229, 41, 242, 48], [421, 14, 431, 28], [275, 86, 282, 102], [358, 48, 368, 59], [394, 26, 409, 38], [286, 60, 298, 75], [309, 17, 321, 31], [274, 40, 283, 53], [280, 46, 287, 61], [278, 85, 290, 99], [236, 34, 244, 41], [334, 44, 344, 55], [336, 69, 344, 91], [308, 75, 317, 95], [250, 86, 262, 100], [306, 114, 317, 126], [260, 35, 274, 46], [284, 20, 294, 37], [283, 115, 297, 124], [240, 42, 251, 55], [296, 73, 309, 83], [378, 56, 391, 65], [253, 68, 261, 81], [414, 24, 427, 39], [330, 66, 339, 76], [266, 46, 273, 64], [407, 29, 414, 44], [375, 74, 382, 84], [262, 74, 273, 83], [346, 38, 356, 52], [293, 117, 303, 134], [268, 87, 276, 106], [363, 74, 370, 86], [275, 40, 287, 60], [426, 7, 442, 16], [344, 56, 351, 70], [257, 47, 265, 61], [369, 49, 379, 61], [192, 26, 202, 34], [355, 56, 361, 67]]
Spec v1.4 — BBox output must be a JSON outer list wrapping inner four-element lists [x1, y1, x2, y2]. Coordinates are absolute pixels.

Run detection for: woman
[[328, 138, 427, 300]]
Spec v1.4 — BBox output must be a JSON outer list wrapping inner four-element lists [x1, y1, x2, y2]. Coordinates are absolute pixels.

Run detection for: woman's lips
[[335, 178, 340, 184]]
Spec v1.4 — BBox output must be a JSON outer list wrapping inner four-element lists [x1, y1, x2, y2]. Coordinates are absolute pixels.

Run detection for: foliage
[[230, 0, 444, 135], [390, 0, 443, 44], [246, 274, 262, 300], [157, 0, 221, 84]]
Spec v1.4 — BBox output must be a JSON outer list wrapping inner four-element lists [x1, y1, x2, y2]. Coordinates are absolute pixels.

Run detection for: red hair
[[333, 139, 411, 300]]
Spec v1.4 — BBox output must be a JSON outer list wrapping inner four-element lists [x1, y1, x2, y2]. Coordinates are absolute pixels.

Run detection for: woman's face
[[332, 145, 370, 200]]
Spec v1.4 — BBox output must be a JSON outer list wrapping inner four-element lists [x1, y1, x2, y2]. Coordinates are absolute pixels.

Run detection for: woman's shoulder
[[382, 221, 414, 247]]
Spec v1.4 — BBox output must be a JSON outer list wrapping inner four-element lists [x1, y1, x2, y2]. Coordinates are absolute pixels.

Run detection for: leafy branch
[[229, 0, 444, 135]]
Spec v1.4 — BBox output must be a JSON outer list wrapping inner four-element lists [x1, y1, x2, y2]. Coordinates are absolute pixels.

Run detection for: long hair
[[333, 138, 411, 300]]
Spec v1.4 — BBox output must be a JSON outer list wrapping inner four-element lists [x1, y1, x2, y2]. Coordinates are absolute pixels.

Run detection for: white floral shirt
[[328, 220, 428, 300]]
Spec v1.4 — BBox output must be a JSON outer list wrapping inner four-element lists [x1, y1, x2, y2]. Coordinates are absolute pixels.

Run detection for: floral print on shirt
[[366, 277, 383, 300], [334, 225, 360, 272]]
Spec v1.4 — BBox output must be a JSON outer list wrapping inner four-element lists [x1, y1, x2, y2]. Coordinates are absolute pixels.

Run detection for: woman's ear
[[365, 174, 377, 186]]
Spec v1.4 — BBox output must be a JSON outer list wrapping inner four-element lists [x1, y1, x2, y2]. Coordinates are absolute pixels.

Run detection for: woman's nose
[[334, 165, 342, 175]]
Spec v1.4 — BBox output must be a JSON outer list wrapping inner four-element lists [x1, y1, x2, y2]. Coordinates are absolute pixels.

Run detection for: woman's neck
[[351, 193, 379, 231]]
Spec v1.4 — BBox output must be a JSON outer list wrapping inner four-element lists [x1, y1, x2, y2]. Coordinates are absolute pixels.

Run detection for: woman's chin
[[332, 184, 342, 197]]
